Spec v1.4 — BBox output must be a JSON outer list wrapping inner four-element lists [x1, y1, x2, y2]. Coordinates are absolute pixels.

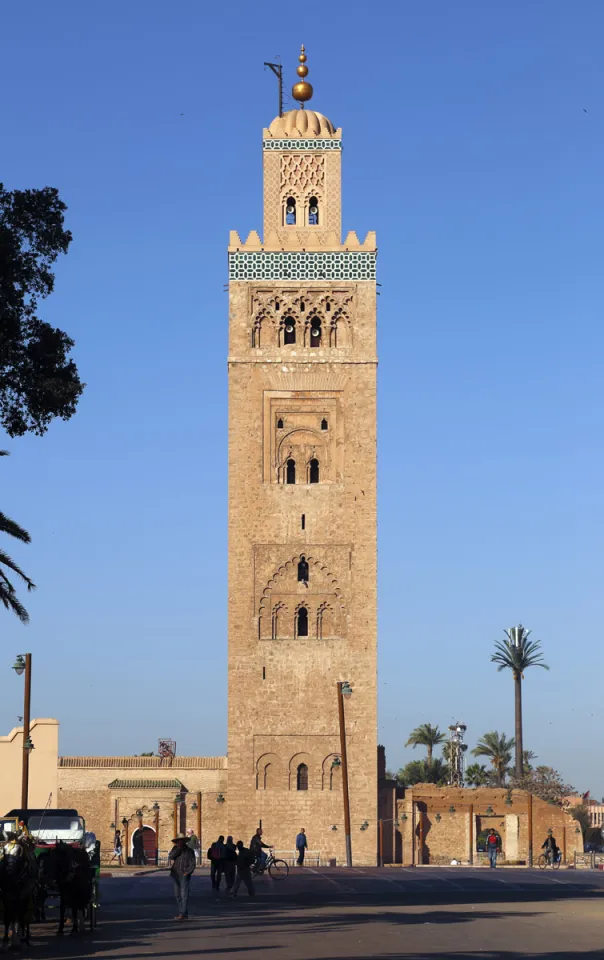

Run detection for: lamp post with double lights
[[336, 680, 353, 867], [13, 654, 33, 809]]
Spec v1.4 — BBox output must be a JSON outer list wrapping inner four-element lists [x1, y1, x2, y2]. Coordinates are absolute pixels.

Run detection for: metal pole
[[155, 807, 160, 865], [124, 820, 129, 865], [378, 818, 383, 867], [528, 792, 533, 867], [196, 791, 202, 848], [21, 653, 32, 809], [469, 803, 474, 865], [173, 801, 178, 839], [337, 681, 352, 867]]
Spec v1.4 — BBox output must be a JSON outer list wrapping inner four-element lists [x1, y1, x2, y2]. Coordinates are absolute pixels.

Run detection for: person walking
[[110, 830, 123, 867], [186, 828, 199, 862], [169, 832, 196, 919], [224, 836, 238, 892], [207, 835, 226, 891], [295, 828, 307, 866], [231, 840, 255, 898], [541, 830, 559, 866], [486, 829, 500, 868]]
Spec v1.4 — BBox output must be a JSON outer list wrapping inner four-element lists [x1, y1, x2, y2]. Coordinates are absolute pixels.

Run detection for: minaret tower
[[226, 48, 378, 864]]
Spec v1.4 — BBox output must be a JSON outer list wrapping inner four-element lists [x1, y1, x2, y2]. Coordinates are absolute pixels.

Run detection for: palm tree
[[472, 731, 515, 786], [465, 763, 491, 787], [491, 625, 549, 780], [397, 758, 449, 787], [523, 750, 537, 774], [405, 723, 446, 764], [0, 451, 35, 623]]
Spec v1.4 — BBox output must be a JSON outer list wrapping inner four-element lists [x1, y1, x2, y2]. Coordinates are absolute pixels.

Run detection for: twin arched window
[[284, 459, 320, 484], [284, 197, 319, 227]]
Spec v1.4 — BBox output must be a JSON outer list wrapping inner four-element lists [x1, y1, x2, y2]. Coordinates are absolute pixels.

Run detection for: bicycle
[[251, 851, 289, 880], [537, 850, 561, 870]]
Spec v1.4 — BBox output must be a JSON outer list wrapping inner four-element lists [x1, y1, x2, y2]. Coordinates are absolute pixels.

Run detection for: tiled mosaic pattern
[[228, 251, 376, 281], [263, 139, 342, 151]]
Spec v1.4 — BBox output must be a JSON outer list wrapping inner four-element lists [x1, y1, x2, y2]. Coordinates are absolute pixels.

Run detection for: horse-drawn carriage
[[0, 808, 99, 944]]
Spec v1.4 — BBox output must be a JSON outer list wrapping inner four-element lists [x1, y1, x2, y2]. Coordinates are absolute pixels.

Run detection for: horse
[[0, 835, 38, 951], [39, 842, 93, 936]]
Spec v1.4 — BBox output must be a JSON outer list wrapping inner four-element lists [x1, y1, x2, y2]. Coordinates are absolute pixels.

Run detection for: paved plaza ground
[[14, 866, 604, 959]]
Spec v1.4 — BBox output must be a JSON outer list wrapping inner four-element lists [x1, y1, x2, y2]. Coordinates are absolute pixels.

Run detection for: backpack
[[210, 843, 222, 861]]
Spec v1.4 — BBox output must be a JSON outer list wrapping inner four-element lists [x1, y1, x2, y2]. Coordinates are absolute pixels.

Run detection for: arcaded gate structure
[[393, 786, 583, 866]]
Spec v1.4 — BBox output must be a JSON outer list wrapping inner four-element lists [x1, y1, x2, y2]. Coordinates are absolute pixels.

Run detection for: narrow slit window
[[277, 418, 284, 429], [321, 418, 328, 430], [309, 459, 320, 484], [301, 514, 305, 530], [262, 666, 266, 680], [286, 459, 296, 484], [296, 762, 309, 790], [283, 317, 295, 345], [298, 557, 309, 582], [297, 607, 308, 637], [308, 197, 319, 226], [285, 197, 296, 225]]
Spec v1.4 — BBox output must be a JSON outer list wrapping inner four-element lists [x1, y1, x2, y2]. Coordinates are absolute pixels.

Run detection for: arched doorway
[[131, 825, 156, 865]]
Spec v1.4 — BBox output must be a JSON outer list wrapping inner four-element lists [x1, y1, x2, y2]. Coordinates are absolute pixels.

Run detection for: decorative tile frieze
[[263, 138, 342, 151], [228, 251, 376, 281]]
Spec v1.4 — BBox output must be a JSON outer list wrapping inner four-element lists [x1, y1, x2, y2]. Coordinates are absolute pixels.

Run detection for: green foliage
[[465, 763, 491, 787], [0, 183, 84, 436], [491, 626, 549, 677], [0, 451, 34, 622], [523, 750, 537, 774], [472, 731, 515, 786], [405, 723, 447, 764], [512, 765, 574, 805], [396, 758, 449, 787]]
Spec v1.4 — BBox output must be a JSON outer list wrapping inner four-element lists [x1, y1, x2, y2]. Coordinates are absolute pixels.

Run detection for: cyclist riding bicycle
[[541, 831, 559, 865], [250, 827, 271, 872]]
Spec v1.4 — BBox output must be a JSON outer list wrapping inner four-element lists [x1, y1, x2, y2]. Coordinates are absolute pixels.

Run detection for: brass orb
[[297, 64, 308, 78], [299, 52, 307, 63], [292, 80, 313, 102]]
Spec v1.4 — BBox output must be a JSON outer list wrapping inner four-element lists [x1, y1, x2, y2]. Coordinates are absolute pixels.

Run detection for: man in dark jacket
[[295, 828, 307, 866], [232, 841, 255, 897], [250, 827, 270, 872], [223, 836, 238, 892], [542, 831, 559, 865], [169, 833, 196, 919], [207, 835, 226, 891]]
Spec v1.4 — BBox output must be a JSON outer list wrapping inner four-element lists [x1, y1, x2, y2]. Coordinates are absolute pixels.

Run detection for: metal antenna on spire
[[448, 721, 467, 787], [264, 59, 283, 117]]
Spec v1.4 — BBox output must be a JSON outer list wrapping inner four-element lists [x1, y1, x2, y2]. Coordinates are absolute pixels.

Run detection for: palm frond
[[0, 582, 29, 623], [0, 547, 36, 589], [0, 511, 32, 544]]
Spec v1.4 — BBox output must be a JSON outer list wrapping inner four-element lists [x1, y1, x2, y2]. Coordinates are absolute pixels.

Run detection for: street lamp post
[[13, 654, 32, 809], [121, 817, 129, 865], [152, 803, 160, 865], [336, 680, 353, 868]]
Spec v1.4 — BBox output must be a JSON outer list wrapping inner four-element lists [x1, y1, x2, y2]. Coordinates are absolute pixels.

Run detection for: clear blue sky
[[2, 0, 603, 796]]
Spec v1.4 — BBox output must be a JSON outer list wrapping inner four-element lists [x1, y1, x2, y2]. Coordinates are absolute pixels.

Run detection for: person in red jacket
[[486, 829, 500, 868]]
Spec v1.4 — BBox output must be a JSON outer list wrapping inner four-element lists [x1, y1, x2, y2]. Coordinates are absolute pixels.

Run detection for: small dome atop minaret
[[267, 108, 336, 138], [266, 46, 338, 138]]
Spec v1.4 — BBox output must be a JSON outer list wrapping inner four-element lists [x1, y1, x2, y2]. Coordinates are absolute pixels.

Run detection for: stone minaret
[[226, 47, 378, 864]]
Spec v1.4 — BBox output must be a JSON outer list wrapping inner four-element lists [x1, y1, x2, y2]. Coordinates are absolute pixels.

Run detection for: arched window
[[297, 763, 309, 790], [298, 557, 309, 582], [277, 418, 284, 429], [283, 317, 296, 345], [285, 197, 296, 225], [309, 459, 320, 484], [264, 763, 272, 789], [330, 762, 341, 791], [286, 459, 296, 484], [321, 418, 328, 430], [297, 606, 308, 637], [310, 317, 322, 347], [308, 197, 319, 226]]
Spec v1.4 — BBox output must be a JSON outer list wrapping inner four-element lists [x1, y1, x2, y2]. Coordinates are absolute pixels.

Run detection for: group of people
[[168, 826, 308, 920]]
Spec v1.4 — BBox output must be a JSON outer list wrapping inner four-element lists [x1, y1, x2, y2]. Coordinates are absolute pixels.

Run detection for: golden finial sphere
[[297, 64, 308, 77], [292, 80, 313, 103], [299, 52, 307, 63]]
